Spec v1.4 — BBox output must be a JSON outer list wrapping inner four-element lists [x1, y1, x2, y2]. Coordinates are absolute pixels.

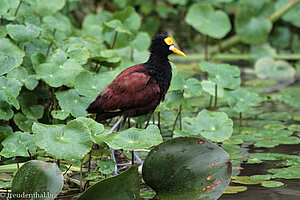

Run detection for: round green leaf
[[32, 119, 93, 161], [288, 124, 300, 132], [201, 80, 224, 97], [113, 6, 141, 32], [51, 110, 70, 120], [235, 0, 273, 44], [103, 20, 133, 36], [184, 78, 203, 97], [227, 88, 261, 113], [36, 58, 83, 88], [130, 32, 151, 52], [76, 117, 105, 144], [142, 137, 232, 200], [103, 125, 163, 151], [270, 26, 291, 49], [200, 61, 241, 89], [97, 159, 116, 175], [254, 57, 295, 82], [170, 74, 185, 91], [13, 112, 35, 132], [275, 0, 300, 28], [7, 67, 38, 90], [12, 160, 63, 200], [0, 0, 9, 15], [7, 22, 41, 42], [55, 89, 92, 118], [196, 109, 233, 142], [29, 0, 66, 16], [0, 76, 22, 108], [185, 3, 231, 39], [18, 92, 44, 119], [0, 131, 35, 158], [0, 38, 25, 75]]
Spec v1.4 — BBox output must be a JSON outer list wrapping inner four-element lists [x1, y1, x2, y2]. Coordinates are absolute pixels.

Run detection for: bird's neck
[[144, 54, 172, 99]]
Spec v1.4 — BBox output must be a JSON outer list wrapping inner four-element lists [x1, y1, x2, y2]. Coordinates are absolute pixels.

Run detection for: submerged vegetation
[[0, 0, 300, 199]]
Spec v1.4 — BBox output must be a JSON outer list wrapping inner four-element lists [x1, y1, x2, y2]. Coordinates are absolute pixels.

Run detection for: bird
[[86, 33, 186, 122]]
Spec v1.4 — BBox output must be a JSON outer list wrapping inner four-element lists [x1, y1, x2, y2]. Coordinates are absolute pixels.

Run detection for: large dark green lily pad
[[142, 137, 232, 200], [78, 165, 140, 200]]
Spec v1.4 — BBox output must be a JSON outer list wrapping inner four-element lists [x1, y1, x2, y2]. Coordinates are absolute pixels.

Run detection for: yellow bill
[[170, 45, 186, 57]]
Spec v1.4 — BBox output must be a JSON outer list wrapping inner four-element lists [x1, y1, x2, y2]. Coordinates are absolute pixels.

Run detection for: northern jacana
[[86, 33, 186, 172], [87, 33, 186, 121]]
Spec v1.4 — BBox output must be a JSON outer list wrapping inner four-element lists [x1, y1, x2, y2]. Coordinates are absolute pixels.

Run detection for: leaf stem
[[239, 112, 243, 127], [79, 159, 83, 192], [157, 112, 161, 134], [213, 84, 218, 111], [179, 105, 182, 130], [14, 0, 23, 17], [269, 0, 300, 23], [111, 31, 118, 49]]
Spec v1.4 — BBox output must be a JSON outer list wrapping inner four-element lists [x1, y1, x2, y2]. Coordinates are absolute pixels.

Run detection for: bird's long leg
[[109, 116, 123, 175]]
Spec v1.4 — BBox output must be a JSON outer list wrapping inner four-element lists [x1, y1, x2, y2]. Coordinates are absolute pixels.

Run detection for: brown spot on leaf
[[198, 140, 205, 144], [171, 174, 175, 179], [202, 187, 207, 192], [211, 186, 217, 191], [210, 162, 216, 167], [215, 179, 222, 185], [206, 175, 213, 181], [163, 149, 166, 152]]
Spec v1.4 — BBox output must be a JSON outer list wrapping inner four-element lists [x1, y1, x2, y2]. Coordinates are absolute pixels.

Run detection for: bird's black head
[[149, 33, 186, 58]]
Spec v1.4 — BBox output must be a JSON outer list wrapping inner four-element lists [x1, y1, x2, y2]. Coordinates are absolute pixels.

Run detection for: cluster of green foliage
[[1, 0, 300, 199]]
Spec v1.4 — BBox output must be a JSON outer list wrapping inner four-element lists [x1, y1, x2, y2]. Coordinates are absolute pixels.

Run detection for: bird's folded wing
[[87, 71, 160, 113]]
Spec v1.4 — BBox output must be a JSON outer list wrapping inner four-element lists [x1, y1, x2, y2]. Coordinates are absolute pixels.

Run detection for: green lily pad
[[250, 44, 277, 61], [0, 131, 36, 158], [200, 61, 241, 90], [184, 78, 203, 97], [270, 26, 292, 49], [235, 0, 273, 44], [224, 186, 247, 194], [170, 74, 185, 91], [51, 110, 70, 120], [275, 0, 300, 28], [7, 22, 41, 42], [29, 0, 66, 16], [130, 32, 151, 51], [7, 67, 38, 90], [32, 119, 93, 161], [18, 92, 44, 120], [258, 111, 292, 120], [78, 165, 140, 200], [102, 125, 162, 151], [12, 160, 63, 200], [36, 58, 83, 88], [103, 19, 133, 36], [97, 159, 116, 175], [231, 176, 263, 185], [263, 123, 286, 130], [13, 112, 35, 132], [0, 38, 25, 75], [142, 137, 232, 200], [201, 80, 224, 97], [75, 117, 105, 144], [42, 13, 72, 35], [255, 57, 295, 82], [268, 165, 300, 179], [160, 91, 184, 110], [195, 109, 233, 142], [0, 0, 9, 15], [113, 6, 141, 33], [55, 89, 92, 118], [288, 124, 300, 132], [185, 3, 231, 39], [0, 76, 22, 109], [74, 70, 118, 98], [227, 87, 261, 113], [261, 181, 284, 188]]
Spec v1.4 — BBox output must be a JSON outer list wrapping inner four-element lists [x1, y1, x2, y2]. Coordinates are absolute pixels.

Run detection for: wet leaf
[[201, 80, 224, 97], [288, 124, 300, 132], [170, 74, 185, 91], [258, 111, 292, 120], [232, 176, 263, 185], [235, 0, 273, 44], [12, 160, 63, 200], [184, 78, 203, 97], [32, 119, 93, 161], [143, 137, 232, 200], [224, 186, 247, 194], [13, 112, 35, 132], [7, 67, 38, 90], [113, 6, 141, 32], [51, 110, 70, 120], [185, 3, 231, 39], [269, 165, 300, 179], [75, 117, 105, 144], [196, 109, 233, 142], [103, 20, 133, 36], [0, 38, 25, 75], [200, 61, 241, 89]]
